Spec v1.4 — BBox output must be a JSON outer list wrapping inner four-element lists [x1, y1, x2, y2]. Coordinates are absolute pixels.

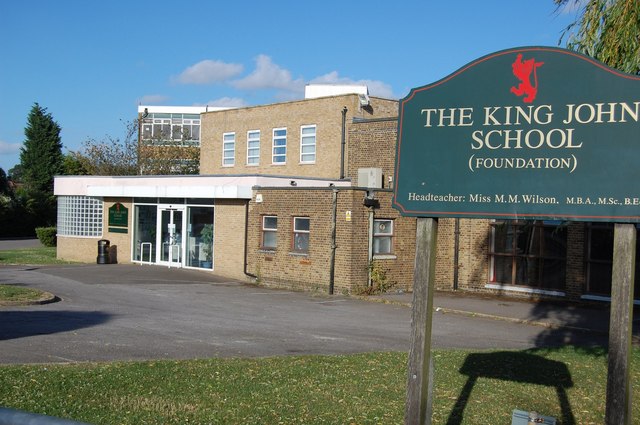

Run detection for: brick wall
[[57, 237, 101, 263], [200, 95, 398, 180], [565, 222, 586, 301], [57, 197, 133, 264], [346, 118, 397, 187], [346, 118, 497, 294], [213, 199, 249, 280], [247, 187, 404, 293]]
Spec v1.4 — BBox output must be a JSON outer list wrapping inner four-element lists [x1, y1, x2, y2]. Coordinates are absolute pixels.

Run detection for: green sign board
[[108, 203, 128, 228], [393, 46, 640, 222]]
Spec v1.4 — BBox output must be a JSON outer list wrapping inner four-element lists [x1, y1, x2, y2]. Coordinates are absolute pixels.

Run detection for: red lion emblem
[[510, 54, 544, 103]]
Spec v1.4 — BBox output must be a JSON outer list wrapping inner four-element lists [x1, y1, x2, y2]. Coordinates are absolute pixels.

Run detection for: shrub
[[35, 227, 57, 247], [354, 261, 396, 295]]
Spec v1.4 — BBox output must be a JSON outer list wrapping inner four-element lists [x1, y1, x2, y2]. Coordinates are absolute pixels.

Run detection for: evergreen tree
[[556, 0, 640, 74], [0, 168, 9, 195], [20, 103, 64, 193]]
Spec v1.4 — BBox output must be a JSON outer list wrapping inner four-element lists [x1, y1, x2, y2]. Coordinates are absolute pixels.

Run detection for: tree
[[62, 152, 90, 176], [138, 144, 200, 175], [19, 103, 64, 193], [8, 164, 23, 184], [556, 0, 640, 74], [0, 168, 10, 195], [76, 119, 200, 176], [75, 119, 139, 176]]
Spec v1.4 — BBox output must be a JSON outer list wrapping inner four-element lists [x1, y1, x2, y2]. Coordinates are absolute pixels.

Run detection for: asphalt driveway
[[0, 264, 605, 364]]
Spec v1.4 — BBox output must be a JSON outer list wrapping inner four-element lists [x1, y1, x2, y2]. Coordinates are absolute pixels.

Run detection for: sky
[[0, 1, 583, 173]]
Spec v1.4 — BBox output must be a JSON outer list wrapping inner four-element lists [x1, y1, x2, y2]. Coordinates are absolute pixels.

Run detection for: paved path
[[0, 238, 42, 250], [0, 264, 609, 364]]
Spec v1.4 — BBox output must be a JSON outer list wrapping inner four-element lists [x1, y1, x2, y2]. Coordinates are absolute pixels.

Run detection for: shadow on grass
[[0, 310, 111, 341], [445, 351, 575, 425]]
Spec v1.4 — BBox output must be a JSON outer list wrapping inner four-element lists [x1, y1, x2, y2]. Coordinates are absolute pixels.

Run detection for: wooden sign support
[[605, 223, 636, 425], [405, 217, 438, 424], [395, 47, 640, 425]]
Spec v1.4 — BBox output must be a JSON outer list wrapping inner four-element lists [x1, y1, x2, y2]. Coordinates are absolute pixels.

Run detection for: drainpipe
[[453, 218, 460, 290], [244, 201, 257, 279], [340, 107, 347, 179], [329, 188, 338, 294], [367, 203, 375, 287]]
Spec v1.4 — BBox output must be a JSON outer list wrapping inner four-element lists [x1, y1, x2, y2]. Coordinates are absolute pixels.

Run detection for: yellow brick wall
[[213, 200, 249, 280], [57, 237, 101, 263], [57, 198, 133, 264], [102, 198, 133, 264], [200, 95, 398, 179]]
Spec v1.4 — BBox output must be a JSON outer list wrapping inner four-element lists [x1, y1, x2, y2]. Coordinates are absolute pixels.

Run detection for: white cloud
[[137, 94, 169, 105], [0, 140, 21, 155], [176, 60, 243, 85], [310, 71, 396, 99], [203, 97, 248, 108], [232, 55, 305, 94]]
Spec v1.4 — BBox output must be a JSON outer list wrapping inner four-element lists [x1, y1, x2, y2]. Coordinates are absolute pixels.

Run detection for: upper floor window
[[141, 113, 200, 146], [223, 132, 235, 166], [292, 217, 310, 253], [262, 215, 277, 249], [273, 128, 287, 164], [373, 219, 394, 255], [300, 125, 316, 164], [247, 130, 260, 166]]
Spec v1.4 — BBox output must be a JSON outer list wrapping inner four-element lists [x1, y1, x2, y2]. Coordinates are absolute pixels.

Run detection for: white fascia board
[[85, 184, 250, 199], [54, 175, 351, 199], [138, 105, 230, 114]]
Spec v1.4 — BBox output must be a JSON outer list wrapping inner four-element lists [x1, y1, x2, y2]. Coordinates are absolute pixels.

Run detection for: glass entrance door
[[158, 208, 184, 267]]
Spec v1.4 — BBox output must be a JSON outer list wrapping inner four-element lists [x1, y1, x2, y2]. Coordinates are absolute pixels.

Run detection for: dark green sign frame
[[393, 46, 640, 222]]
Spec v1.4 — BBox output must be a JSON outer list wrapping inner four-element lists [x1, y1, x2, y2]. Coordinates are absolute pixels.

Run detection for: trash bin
[[97, 239, 110, 264]]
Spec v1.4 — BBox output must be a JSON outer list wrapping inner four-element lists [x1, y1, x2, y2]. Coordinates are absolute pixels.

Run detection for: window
[[247, 130, 260, 165], [262, 216, 277, 249], [373, 219, 394, 255], [272, 128, 287, 164], [223, 132, 235, 166], [300, 125, 316, 163], [585, 223, 640, 299], [292, 217, 310, 253], [141, 113, 200, 146], [57, 196, 103, 237], [490, 220, 567, 290]]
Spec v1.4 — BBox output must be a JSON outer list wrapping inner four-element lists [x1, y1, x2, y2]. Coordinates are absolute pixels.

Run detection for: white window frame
[[223, 132, 235, 166], [292, 217, 310, 253], [272, 128, 287, 164], [300, 125, 316, 164], [141, 113, 201, 146], [247, 130, 260, 166], [373, 219, 394, 255], [261, 215, 277, 249]]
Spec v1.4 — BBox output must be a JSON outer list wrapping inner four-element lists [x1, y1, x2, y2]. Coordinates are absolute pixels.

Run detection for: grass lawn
[[0, 347, 637, 424], [0, 247, 73, 266], [0, 284, 48, 305]]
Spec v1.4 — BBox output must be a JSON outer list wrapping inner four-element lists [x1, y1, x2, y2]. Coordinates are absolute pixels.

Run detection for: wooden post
[[405, 217, 438, 425], [605, 223, 636, 425]]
